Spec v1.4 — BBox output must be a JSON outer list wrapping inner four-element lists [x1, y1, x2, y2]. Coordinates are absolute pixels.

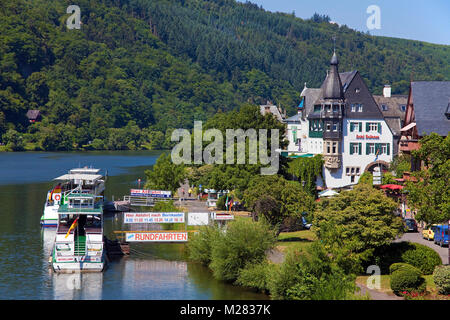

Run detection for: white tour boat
[[41, 167, 106, 227], [51, 193, 106, 273]]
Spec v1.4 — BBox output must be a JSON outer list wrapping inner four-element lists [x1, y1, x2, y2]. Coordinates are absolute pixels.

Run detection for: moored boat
[[41, 167, 106, 227], [51, 193, 106, 273]]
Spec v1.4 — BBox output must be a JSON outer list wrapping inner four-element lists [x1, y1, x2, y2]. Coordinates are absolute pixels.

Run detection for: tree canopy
[[406, 133, 450, 224]]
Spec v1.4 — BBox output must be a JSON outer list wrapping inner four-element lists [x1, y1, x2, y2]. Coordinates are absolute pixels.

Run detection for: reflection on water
[[53, 272, 103, 300], [0, 151, 269, 300]]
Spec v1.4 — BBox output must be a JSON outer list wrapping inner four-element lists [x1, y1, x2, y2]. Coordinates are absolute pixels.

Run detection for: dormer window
[[381, 104, 388, 111], [400, 105, 406, 112]]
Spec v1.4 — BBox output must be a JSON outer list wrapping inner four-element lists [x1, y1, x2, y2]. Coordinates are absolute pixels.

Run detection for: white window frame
[[368, 122, 378, 132], [350, 143, 359, 155], [368, 143, 375, 154]]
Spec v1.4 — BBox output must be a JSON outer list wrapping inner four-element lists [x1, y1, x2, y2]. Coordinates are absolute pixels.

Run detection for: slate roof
[[410, 81, 450, 137], [373, 95, 407, 118], [26, 109, 40, 120], [373, 95, 408, 136], [311, 71, 358, 106], [259, 103, 285, 122], [299, 87, 322, 117], [321, 52, 344, 100], [339, 71, 358, 94], [285, 113, 301, 123]]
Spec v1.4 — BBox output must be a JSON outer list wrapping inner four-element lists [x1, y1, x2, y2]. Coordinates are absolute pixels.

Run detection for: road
[[396, 231, 449, 264]]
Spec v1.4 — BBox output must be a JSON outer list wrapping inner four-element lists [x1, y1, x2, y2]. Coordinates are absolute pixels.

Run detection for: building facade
[[283, 51, 395, 189], [399, 81, 450, 170], [373, 86, 407, 156]]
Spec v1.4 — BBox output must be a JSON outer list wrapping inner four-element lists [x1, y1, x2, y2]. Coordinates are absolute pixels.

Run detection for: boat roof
[[66, 193, 98, 198], [58, 204, 103, 214], [69, 168, 101, 174], [54, 173, 103, 181]]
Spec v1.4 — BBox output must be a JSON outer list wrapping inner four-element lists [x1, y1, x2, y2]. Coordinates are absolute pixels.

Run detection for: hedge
[[390, 263, 426, 295], [366, 242, 442, 275], [433, 265, 450, 295]]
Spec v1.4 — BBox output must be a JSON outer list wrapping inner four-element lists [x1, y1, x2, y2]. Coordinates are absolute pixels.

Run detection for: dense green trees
[[1, 0, 448, 151], [243, 175, 314, 232], [286, 155, 324, 196], [406, 133, 450, 225]]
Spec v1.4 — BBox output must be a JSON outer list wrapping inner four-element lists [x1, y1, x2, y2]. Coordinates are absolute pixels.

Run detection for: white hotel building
[[284, 51, 393, 189]]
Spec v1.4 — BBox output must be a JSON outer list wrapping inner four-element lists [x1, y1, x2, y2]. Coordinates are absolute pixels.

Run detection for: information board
[[124, 212, 185, 223]]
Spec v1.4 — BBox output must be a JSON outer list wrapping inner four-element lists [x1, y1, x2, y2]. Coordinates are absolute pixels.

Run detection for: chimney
[[383, 85, 391, 98]]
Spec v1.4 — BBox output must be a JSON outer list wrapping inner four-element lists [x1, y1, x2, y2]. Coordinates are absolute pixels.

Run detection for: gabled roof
[[410, 81, 450, 136], [285, 113, 301, 123], [260, 103, 285, 122], [373, 95, 408, 118], [26, 109, 40, 120], [300, 87, 322, 117], [339, 71, 358, 93]]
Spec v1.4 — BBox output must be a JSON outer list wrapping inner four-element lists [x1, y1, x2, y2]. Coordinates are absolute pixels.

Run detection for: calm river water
[[0, 151, 268, 300]]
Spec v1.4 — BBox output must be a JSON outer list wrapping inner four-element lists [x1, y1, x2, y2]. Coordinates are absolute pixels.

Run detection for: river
[[0, 151, 268, 300]]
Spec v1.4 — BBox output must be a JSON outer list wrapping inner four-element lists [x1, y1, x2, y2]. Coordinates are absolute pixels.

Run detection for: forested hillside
[[1, 0, 449, 151]]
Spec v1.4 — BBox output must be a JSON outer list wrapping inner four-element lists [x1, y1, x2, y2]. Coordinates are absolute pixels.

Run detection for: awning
[[400, 122, 416, 132], [318, 189, 339, 197], [380, 184, 404, 190], [54, 174, 103, 181]]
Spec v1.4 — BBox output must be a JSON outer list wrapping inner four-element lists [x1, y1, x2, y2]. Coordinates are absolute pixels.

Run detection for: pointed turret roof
[[321, 51, 343, 100]]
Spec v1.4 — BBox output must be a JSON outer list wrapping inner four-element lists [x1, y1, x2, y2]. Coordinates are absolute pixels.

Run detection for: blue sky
[[238, 0, 450, 45]]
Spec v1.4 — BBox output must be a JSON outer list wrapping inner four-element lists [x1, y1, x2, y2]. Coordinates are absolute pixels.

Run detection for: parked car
[[433, 224, 449, 247], [422, 225, 437, 241], [403, 218, 418, 232]]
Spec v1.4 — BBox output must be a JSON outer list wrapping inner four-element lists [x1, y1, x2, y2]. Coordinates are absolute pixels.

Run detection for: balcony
[[320, 110, 342, 119]]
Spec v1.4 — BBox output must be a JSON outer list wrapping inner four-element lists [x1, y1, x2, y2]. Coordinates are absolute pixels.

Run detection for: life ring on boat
[[54, 194, 61, 201]]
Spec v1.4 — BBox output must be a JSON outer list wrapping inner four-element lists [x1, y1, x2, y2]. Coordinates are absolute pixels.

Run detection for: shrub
[[268, 242, 356, 300], [389, 262, 417, 274], [187, 225, 220, 265], [209, 219, 277, 282], [367, 242, 442, 275], [236, 261, 274, 293], [215, 195, 227, 210], [433, 265, 450, 295], [390, 263, 426, 295], [401, 244, 442, 275]]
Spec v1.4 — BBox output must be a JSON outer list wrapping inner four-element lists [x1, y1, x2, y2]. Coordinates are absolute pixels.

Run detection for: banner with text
[[126, 232, 188, 242], [124, 212, 185, 223], [130, 189, 172, 198]]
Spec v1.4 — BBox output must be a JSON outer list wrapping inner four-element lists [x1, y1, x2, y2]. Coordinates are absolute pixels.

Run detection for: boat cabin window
[[59, 214, 69, 225], [85, 214, 101, 228], [208, 193, 218, 200], [69, 198, 94, 208]]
